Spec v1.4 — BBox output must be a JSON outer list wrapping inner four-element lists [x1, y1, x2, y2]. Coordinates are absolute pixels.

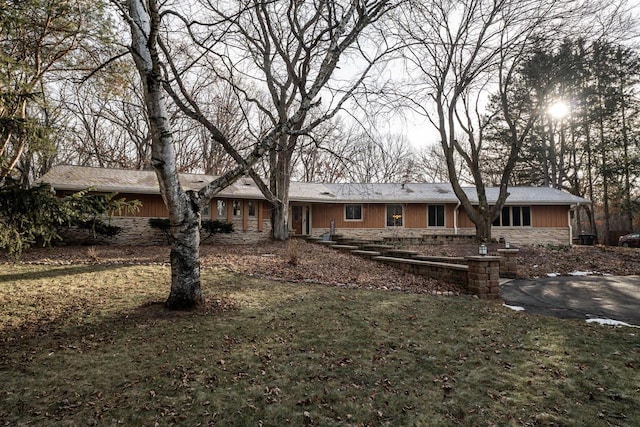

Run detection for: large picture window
[[428, 204, 445, 227], [345, 204, 362, 221], [493, 206, 531, 227], [386, 204, 403, 227]]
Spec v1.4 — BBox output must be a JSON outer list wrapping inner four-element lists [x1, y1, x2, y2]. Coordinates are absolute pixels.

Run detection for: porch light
[[479, 243, 487, 256], [505, 241, 510, 249]]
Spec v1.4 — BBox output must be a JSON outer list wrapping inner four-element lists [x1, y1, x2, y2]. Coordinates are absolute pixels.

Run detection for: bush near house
[[149, 218, 234, 243], [0, 179, 138, 256]]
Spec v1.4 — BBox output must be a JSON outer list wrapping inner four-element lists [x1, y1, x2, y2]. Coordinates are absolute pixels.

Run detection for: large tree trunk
[[127, 0, 203, 309], [271, 198, 289, 241], [167, 207, 203, 309], [476, 215, 493, 242], [269, 135, 294, 241]]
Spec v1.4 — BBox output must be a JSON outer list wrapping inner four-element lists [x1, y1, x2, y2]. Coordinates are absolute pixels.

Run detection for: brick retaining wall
[[372, 254, 502, 298]]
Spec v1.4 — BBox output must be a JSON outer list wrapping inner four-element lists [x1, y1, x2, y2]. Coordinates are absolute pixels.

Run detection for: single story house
[[39, 165, 590, 246]]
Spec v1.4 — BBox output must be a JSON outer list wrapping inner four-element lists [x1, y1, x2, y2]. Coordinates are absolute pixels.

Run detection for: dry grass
[[1, 262, 639, 425]]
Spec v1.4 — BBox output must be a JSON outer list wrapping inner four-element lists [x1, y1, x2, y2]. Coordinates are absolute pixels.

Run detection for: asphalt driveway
[[500, 275, 640, 326]]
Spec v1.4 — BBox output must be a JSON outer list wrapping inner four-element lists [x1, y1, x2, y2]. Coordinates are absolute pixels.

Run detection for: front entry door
[[292, 205, 303, 235]]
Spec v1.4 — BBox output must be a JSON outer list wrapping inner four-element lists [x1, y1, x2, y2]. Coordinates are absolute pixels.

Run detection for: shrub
[[149, 218, 234, 244], [148, 218, 171, 231], [76, 219, 122, 238], [0, 179, 139, 256], [201, 219, 234, 234]]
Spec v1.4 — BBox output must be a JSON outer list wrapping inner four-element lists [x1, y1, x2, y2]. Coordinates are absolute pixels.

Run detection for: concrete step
[[332, 244, 360, 251], [351, 250, 382, 259], [385, 249, 419, 258]]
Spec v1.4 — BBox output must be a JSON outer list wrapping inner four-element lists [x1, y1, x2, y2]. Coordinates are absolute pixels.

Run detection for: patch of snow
[[546, 273, 559, 277], [586, 318, 639, 328], [569, 270, 594, 276], [503, 304, 525, 312]]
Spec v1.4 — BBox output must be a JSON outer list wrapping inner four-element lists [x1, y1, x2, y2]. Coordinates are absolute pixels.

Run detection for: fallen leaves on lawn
[[3, 241, 640, 292]]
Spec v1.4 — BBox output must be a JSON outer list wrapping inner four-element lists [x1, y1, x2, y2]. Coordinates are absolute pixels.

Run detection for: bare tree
[[291, 116, 352, 183], [396, 0, 615, 240], [173, 0, 399, 239], [118, 0, 283, 308], [343, 132, 415, 182], [118, 0, 393, 307]]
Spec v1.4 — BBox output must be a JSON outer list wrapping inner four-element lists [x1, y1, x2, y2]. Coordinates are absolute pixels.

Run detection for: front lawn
[[0, 264, 638, 425]]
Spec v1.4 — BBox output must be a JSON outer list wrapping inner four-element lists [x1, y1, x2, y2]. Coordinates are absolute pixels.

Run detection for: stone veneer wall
[[59, 216, 272, 246], [476, 227, 571, 246], [312, 227, 475, 241], [313, 226, 571, 246]]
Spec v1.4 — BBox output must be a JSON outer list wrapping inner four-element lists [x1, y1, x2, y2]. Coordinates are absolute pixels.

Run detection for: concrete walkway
[[500, 275, 640, 325]]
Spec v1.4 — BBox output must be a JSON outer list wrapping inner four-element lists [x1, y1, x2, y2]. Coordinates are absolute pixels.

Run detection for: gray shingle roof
[[38, 165, 590, 205]]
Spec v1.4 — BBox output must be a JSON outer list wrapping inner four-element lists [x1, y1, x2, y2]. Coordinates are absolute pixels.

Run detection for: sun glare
[[548, 101, 569, 119]]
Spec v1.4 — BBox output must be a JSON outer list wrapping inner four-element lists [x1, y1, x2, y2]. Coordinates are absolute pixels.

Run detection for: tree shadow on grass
[[0, 263, 130, 284]]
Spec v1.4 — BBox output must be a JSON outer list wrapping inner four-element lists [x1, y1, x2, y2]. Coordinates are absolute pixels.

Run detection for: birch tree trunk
[[126, 0, 202, 309]]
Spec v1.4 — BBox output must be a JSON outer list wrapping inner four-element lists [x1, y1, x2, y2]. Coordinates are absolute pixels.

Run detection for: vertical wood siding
[[312, 203, 386, 229], [532, 205, 568, 227], [403, 204, 425, 228], [258, 201, 265, 231], [457, 208, 475, 228], [113, 193, 168, 217], [312, 203, 435, 229], [457, 205, 569, 228]]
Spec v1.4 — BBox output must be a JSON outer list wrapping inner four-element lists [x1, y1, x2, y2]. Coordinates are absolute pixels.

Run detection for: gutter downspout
[[454, 201, 461, 235]]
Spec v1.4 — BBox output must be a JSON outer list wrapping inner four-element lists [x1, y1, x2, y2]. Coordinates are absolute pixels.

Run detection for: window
[[216, 200, 226, 218], [386, 204, 403, 227], [232, 200, 242, 217], [248, 201, 257, 217], [345, 204, 363, 221], [201, 202, 211, 218], [493, 206, 531, 227], [501, 207, 511, 226], [428, 205, 445, 227]]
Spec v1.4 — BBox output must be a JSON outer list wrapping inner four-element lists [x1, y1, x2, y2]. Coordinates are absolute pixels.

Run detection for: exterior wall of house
[[310, 226, 471, 241], [311, 202, 572, 245], [457, 227, 571, 246], [531, 205, 568, 227], [456, 205, 569, 228], [56, 190, 573, 246], [311, 203, 386, 229], [57, 192, 272, 246], [310, 202, 459, 230]]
